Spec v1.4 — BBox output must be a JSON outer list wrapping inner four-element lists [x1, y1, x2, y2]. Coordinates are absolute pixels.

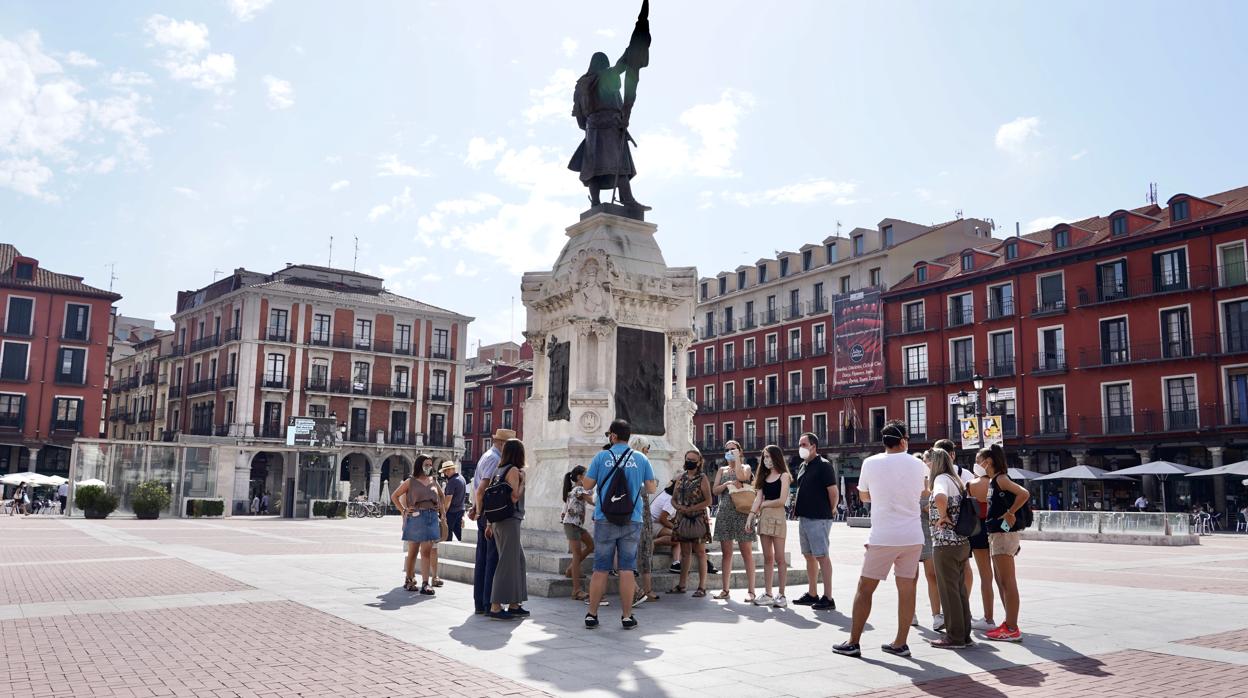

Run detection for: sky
[[2, 0, 1247, 349]]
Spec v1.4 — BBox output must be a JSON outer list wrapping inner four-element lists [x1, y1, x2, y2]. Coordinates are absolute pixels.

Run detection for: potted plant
[[132, 480, 171, 520], [75, 485, 119, 519]]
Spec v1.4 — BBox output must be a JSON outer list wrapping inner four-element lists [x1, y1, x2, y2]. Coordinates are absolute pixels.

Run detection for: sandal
[[573, 590, 589, 601], [744, 592, 756, 604], [713, 590, 731, 600], [692, 588, 707, 598], [403, 577, 417, 591], [431, 578, 444, 588], [419, 582, 435, 596], [669, 585, 686, 594]]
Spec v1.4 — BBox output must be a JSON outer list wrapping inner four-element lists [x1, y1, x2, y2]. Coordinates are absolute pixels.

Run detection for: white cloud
[[227, 0, 274, 22], [494, 145, 582, 199], [416, 193, 502, 244], [726, 179, 857, 207], [367, 204, 391, 221], [263, 75, 294, 109], [454, 260, 479, 277], [995, 116, 1041, 158], [367, 186, 414, 222], [64, 51, 98, 68], [376, 153, 429, 177], [108, 70, 153, 87], [172, 185, 199, 199], [1026, 215, 1066, 233], [915, 187, 933, 201], [561, 37, 578, 58], [442, 195, 580, 274], [595, 29, 616, 38], [421, 272, 443, 282], [465, 136, 506, 167], [1070, 149, 1087, 161], [144, 15, 236, 92], [329, 179, 350, 192], [0, 158, 55, 200], [90, 90, 162, 162], [524, 68, 577, 123], [636, 89, 755, 179]]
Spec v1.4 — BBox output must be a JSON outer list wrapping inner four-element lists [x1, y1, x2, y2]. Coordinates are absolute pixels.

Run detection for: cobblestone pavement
[[1, 515, 1246, 697]]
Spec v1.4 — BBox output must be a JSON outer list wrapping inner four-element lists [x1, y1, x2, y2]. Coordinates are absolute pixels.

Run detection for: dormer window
[[853, 235, 865, 257], [1005, 242, 1018, 260], [1111, 215, 1128, 237], [882, 225, 894, 247], [961, 253, 974, 272], [1172, 199, 1189, 222], [915, 266, 928, 282], [737, 270, 746, 289], [826, 243, 837, 264], [718, 277, 727, 295], [1054, 229, 1070, 249], [14, 262, 34, 281], [779, 258, 789, 277], [700, 282, 708, 300], [802, 250, 813, 271], [757, 264, 768, 283]]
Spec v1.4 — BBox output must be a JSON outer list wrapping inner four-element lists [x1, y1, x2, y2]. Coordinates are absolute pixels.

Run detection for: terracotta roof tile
[[0, 244, 121, 300]]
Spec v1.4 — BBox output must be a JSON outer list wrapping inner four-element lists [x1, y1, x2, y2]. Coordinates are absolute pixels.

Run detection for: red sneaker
[[986, 624, 1022, 642]]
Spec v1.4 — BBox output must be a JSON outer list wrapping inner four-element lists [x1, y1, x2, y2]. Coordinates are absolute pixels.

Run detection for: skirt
[[637, 492, 654, 574], [713, 502, 758, 543], [402, 510, 440, 543], [491, 517, 528, 605], [758, 507, 787, 539]]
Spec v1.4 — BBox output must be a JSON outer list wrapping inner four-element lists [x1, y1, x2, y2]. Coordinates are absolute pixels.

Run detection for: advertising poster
[[286, 417, 341, 448], [832, 288, 884, 394], [981, 415, 1004, 447], [959, 417, 980, 450]]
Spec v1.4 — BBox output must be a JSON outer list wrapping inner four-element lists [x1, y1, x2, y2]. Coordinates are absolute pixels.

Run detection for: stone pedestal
[[520, 209, 697, 532]]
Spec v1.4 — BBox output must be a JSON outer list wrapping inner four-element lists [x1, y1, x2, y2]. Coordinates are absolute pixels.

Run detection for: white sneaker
[[933, 613, 945, 631], [632, 594, 647, 608], [971, 617, 995, 631], [911, 614, 919, 627], [773, 595, 788, 608], [754, 593, 774, 606]]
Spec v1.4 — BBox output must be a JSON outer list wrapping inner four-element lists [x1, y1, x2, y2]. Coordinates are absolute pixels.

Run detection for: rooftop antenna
[[212, 269, 224, 281], [1147, 182, 1158, 205], [955, 208, 964, 220], [328, 235, 334, 268], [352, 235, 359, 272], [510, 296, 515, 341], [835, 220, 842, 237], [105, 262, 118, 293], [1015, 222, 1021, 238]]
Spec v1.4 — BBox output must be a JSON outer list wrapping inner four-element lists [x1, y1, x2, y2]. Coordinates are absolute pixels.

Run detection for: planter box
[[310, 499, 347, 518], [182, 497, 226, 518]]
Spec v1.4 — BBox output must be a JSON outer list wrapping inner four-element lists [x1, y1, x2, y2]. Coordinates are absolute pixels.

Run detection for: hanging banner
[[959, 417, 981, 450], [832, 287, 884, 394], [981, 415, 1004, 447]]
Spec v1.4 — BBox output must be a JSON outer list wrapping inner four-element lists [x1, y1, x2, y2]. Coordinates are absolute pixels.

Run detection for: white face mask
[[725, 451, 737, 462], [973, 463, 987, 477], [798, 446, 812, 460]]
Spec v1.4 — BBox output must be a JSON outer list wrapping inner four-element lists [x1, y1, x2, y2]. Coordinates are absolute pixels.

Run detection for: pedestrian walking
[[747, 444, 792, 608], [469, 428, 514, 615], [792, 433, 839, 610], [251, 493, 260, 515], [711, 439, 756, 602], [440, 461, 467, 541], [487, 439, 530, 621], [980, 444, 1030, 643], [57, 481, 68, 515], [583, 419, 657, 630], [670, 450, 711, 598], [927, 448, 973, 649], [260, 491, 270, 514], [561, 465, 595, 601], [834, 421, 926, 658], [391, 454, 445, 596]]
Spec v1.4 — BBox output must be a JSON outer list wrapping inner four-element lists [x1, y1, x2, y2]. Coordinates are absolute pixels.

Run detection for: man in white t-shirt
[[1134, 495, 1148, 512], [834, 420, 927, 658]]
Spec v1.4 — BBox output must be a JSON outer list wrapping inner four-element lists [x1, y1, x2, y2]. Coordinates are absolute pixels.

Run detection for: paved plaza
[[2, 516, 1247, 698]]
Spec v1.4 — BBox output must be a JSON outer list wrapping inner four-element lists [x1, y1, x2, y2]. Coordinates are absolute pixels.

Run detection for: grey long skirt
[[490, 517, 528, 605]]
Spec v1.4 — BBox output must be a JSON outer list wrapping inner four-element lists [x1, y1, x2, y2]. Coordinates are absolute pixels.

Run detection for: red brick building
[[0, 244, 120, 476], [874, 185, 1248, 512], [461, 341, 533, 478]]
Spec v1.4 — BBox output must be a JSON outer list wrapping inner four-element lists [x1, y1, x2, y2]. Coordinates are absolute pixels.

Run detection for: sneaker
[[668, 561, 681, 574], [927, 637, 967, 650], [621, 615, 638, 630], [584, 599, 609, 606], [707, 561, 718, 574], [933, 613, 946, 632], [832, 641, 861, 657], [812, 595, 835, 610], [632, 594, 647, 608], [971, 617, 996, 631], [911, 614, 919, 627], [507, 606, 530, 617], [584, 613, 599, 629], [881, 643, 911, 657], [793, 592, 818, 606], [772, 595, 788, 608], [486, 610, 515, 621], [754, 593, 774, 606], [986, 624, 1022, 642]]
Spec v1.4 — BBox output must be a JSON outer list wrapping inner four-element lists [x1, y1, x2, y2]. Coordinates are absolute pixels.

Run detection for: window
[[903, 301, 924, 332], [56, 347, 86, 384], [431, 370, 448, 399], [502, 409, 513, 429], [788, 415, 803, 442], [765, 417, 779, 442], [268, 309, 288, 340], [64, 304, 90, 340], [225, 400, 234, 424], [737, 270, 746, 290], [1005, 241, 1018, 260], [813, 324, 826, 354], [352, 361, 370, 392], [464, 412, 473, 436], [883, 225, 894, 248], [988, 283, 1014, 319], [1171, 199, 1189, 222], [1038, 273, 1065, 312], [1153, 248, 1188, 292], [393, 366, 410, 396], [483, 412, 492, 434], [390, 411, 408, 441], [306, 404, 325, 419], [1103, 383, 1132, 434], [700, 282, 708, 300], [949, 293, 973, 326], [718, 276, 727, 295], [1098, 260, 1127, 301], [433, 328, 450, 357], [5, 297, 33, 335], [312, 314, 331, 345], [961, 253, 974, 271], [702, 423, 716, 447], [990, 331, 1014, 376], [1220, 243, 1247, 287], [825, 243, 837, 264], [704, 310, 715, 338], [232, 307, 241, 331], [1, 342, 29, 381], [853, 235, 864, 256], [813, 367, 827, 399], [813, 282, 825, 312], [1100, 318, 1129, 365], [813, 414, 827, 441], [869, 267, 881, 287], [703, 384, 715, 407], [354, 319, 372, 349], [765, 334, 778, 363], [744, 378, 756, 408], [1227, 368, 1248, 425], [779, 258, 789, 278], [723, 342, 735, 370], [744, 300, 755, 328], [802, 250, 813, 271], [14, 262, 33, 280], [1054, 229, 1070, 249], [704, 346, 714, 373], [1164, 377, 1197, 429], [309, 359, 328, 389], [904, 345, 928, 384], [766, 295, 777, 323], [0, 393, 23, 428], [1111, 215, 1128, 236], [744, 420, 757, 448], [1161, 308, 1191, 358], [1225, 300, 1248, 352], [1040, 386, 1066, 433], [905, 398, 926, 439], [52, 397, 81, 430], [989, 391, 1017, 436], [1039, 327, 1065, 370], [839, 275, 851, 293], [429, 414, 446, 445], [505, 388, 513, 405], [757, 264, 768, 284], [264, 353, 286, 385], [743, 338, 756, 368], [722, 381, 735, 409], [723, 307, 734, 332], [723, 422, 735, 441], [951, 338, 974, 382], [788, 328, 801, 359], [915, 266, 927, 283]]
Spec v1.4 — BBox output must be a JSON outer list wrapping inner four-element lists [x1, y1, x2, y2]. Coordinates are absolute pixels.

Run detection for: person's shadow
[[366, 587, 429, 612], [449, 614, 523, 651]]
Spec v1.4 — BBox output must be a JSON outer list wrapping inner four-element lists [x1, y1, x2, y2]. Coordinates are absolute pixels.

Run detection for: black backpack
[[599, 448, 635, 526], [481, 466, 516, 523], [951, 476, 982, 538], [990, 474, 1034, 531]]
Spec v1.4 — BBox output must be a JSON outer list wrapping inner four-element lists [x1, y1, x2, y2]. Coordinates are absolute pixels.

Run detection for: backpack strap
[[597, 448, 633, 498]]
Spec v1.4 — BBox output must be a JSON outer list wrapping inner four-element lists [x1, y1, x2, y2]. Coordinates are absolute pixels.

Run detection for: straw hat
[[491, 428, 517, 441]]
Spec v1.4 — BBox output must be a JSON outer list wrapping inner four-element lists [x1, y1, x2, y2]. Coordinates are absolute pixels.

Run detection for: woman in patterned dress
[[712, 440, 757, 602]]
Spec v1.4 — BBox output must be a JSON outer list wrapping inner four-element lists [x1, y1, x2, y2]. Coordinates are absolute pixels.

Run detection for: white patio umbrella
[[380, 480, 391, 509], [1008, 467, 1045, 481], [3, 473, 54, 486], [74, 478, 108, 488], [1188, 460, 1248, 478], [1110, 461, 1203, 512], [1034, 465, 1135, 511], [42, 475, 68, 485]]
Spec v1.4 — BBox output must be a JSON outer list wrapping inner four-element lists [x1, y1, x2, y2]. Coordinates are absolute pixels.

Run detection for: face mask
[[684, 460, 699, 470], [725, 452, 737, 462], [973, 463, 987, 477], [798, 446, 812, 460]]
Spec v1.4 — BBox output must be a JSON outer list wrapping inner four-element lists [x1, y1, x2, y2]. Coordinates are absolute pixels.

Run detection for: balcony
[[426, 433, 446, 448], [763, 349, 780, 365], [51, 419, 80, 433], [947, 307, 974, 328], [306, 376, 329, 392], [187, 377, 216, 395], [214, 425, 231, 437], [1076, 266, 1212, 307], [1031, 351, 1067, 374], [701, 358, 717, 375], [141, 372, 157, 386], [948, 364, 976, 383], [427, 390, 451, 403], [353, 334, 373, 351], [431, 348, 451, 360], [60, 328, 90, 342], [699, 399, 717, 415], [783, 305, 802, 321], [1078, 335, 1218, 369], [219, 373, 238, 389], [0, 413, 23, 429], [389, 432, 410, 445], [1076, 405, 1215, 437], [1031, 293, 1067, 316], [811, 341, 828, 357], [116, 375, 140, 392], [1033, 415, 1069, 437], [812, 384, 828, 401], [308, 333, 331, 347], [887, 312, 931, 336], [761, 309, 779, 326], [786, 387, 804, 405], [742, 353, 758, 369], [188, 333, 220, 353], [986, 299, 1015, 321], [168, 385, 183, 398], [721, 356, 736, 372], [701, 325, 716, 340], [987, 358, 1015, 378], [187, 424, 213, 437], [221, 326, 242, 343], [739, 317, 758, 331], [886, 364, 937, 388], [260, 375, 292, 390], [809, 297, 829, 315], [1225, 331, 1248, 355], [742, 394, 757, 409], [1217, 262, 1248, 289], [720, 395, 736, 411], [259, 424, 286, 439], [391, 385, 411, 399], [170, 344, 186, 357], [137, 409, 153, 422], [55, 371, 87, 386], [787, 344, 802, 360], [266, 326, 289, 342]]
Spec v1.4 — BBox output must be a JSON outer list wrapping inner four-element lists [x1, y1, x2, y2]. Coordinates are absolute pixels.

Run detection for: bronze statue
[[567, 0, 651, 211]]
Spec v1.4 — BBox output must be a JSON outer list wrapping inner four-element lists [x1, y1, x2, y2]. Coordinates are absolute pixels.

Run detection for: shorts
[[759, 507, 787, 539], [861, 544, 923, 581], [798, 517, 833, 557], [592, 520, 642, 573], [563, 523, 587, 541], [919, 514, 934, 562], [989, 531, 1022, 557], [401, 510, 440, 543], [968, 523, 989, 551]]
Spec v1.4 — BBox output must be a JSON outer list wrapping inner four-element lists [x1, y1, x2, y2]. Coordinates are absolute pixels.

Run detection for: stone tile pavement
[[1, 515, 1247, 697]]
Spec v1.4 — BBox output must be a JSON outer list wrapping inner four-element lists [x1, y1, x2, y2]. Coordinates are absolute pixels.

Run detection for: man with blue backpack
[[582, 418, 656, 630]]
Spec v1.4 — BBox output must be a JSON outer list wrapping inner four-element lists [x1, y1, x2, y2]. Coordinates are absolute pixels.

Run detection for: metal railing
[[266, 326, 289, 342], [947, 307, 974, 328], [189, 334, 219, 353], [1032, 351, 1067, 374], [219, 373, 238, 389], [187, 377, 216, 395], [1031, 293, 1067, 316], [1077, 265, 1213, 306], [986, 299, 1015, 320]]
